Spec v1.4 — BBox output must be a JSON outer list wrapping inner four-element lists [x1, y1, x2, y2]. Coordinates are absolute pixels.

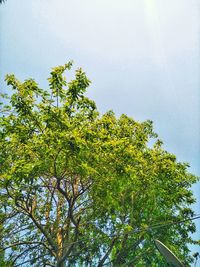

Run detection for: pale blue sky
[[0, 0, 199, 261]]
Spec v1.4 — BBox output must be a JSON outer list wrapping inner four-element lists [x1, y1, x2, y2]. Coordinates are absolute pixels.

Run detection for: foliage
[[0, 62, 198, 266]]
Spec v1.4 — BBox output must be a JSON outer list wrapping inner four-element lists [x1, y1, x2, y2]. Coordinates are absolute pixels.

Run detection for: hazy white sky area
[[0, 0, 199, 261]]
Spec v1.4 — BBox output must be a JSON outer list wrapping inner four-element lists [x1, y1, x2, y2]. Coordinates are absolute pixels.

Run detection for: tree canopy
[[0, 62, 198, 266]]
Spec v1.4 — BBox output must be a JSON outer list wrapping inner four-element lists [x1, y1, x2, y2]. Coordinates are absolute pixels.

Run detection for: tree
[[0, 0, 6, 4], [0, 62, 198, 266]]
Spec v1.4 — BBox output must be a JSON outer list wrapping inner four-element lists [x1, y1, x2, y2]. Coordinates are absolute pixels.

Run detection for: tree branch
[[97, 237, 117, 267], [29, 213, 58, 256]]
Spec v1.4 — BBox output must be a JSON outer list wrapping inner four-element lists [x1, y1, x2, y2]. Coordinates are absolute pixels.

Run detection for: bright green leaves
[[67, 68, 91, 101], [47, 60, 91, 110], [5, 74, 20, 90], [0, 62, 199, 266], [47, 61, 96, 120], [48, 61, 73, 101]]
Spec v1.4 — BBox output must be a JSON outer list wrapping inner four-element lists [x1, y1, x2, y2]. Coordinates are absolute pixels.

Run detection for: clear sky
[[0, 0, 199, 262]]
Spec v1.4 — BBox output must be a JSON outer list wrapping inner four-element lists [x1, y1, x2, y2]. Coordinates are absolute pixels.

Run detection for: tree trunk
[[56, 260, 65, 267]]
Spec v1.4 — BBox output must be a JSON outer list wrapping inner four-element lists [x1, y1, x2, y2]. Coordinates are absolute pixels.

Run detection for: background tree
[[0, 62, 198, 266]]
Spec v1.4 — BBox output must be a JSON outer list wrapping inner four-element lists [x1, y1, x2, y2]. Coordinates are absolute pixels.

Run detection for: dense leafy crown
[[0, 62, 198, 266]]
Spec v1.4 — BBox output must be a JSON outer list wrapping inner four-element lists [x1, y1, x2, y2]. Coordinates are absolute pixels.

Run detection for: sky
[[0, 0, 199, 263]]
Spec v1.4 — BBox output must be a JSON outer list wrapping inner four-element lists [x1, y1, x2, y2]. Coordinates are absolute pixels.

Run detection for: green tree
[[0, 62, 198, 266]]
